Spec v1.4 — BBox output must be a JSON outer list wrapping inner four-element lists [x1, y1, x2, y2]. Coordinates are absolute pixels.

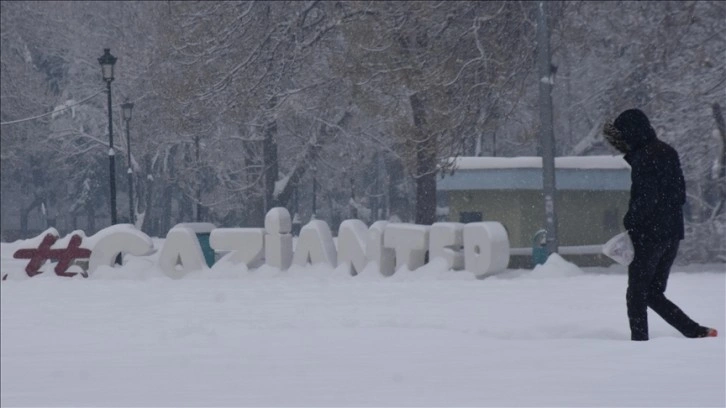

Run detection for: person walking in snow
[[603, 108, 718, 341]]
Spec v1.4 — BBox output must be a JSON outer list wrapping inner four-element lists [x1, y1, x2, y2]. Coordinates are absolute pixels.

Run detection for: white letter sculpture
[[367, 221, 396, 276], [210, 228, 264, 269], [87, 224, 154, 275], [159, 226, 208, 279], [337, 219, 368, 276], [265, 207, 293, 270], [429, 222, 465, 270], [293, 220, 337, 267], [463, 222, 510, 277], [384, 223, 430, 272]]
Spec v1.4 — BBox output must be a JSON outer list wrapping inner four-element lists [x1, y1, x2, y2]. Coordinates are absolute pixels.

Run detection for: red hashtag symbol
[[13, 233, 91, 277], [52, 235, 91, 277], [13, 234, 56, 277]]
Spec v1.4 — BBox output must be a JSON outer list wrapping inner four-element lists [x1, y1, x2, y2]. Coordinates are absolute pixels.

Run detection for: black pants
[[626, 238, 702, 340]]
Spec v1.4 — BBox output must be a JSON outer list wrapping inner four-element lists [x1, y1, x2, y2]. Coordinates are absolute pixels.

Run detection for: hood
[[613, 109, 657, 152]]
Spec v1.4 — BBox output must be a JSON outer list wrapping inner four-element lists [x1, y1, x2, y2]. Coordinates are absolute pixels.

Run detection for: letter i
[[264, 208, 293, 270]]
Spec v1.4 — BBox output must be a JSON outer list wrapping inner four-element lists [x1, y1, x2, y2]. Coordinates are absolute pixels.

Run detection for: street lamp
[[122, 100, 134, 225], [98, 48, 118, 225]]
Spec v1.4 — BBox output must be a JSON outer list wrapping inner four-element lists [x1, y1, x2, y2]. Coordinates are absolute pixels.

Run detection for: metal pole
[[107, 81, 117, 225], [492, 132, 497, 157], [537, 1, 559, 253], [126, 118, 134, 224]]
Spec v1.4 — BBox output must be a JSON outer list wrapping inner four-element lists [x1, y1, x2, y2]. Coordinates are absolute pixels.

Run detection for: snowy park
[[1, 233, 724, 407], [2, 1, 725, 406]]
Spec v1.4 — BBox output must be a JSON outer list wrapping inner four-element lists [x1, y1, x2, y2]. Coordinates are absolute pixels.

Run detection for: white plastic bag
[[602, 232, 634, 266]]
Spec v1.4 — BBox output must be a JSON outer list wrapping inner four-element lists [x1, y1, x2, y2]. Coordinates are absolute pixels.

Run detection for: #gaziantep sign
[[10, 208, 510, 280]]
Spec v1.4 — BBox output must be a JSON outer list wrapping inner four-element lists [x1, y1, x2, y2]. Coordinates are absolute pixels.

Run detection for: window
[[603, 208, 620, 234], [460, 212, 483, 223]]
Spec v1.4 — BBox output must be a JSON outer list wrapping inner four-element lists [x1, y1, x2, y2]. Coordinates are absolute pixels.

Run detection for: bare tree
[[337, 1, 537, 224]]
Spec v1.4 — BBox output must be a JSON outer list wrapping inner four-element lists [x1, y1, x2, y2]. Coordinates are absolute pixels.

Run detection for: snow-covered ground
[[1, 240, 724, 407]]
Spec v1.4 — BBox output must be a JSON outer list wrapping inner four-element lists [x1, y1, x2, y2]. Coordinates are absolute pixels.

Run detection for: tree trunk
[[180, 192, 193, 222], [161, 185, 172, 233], [380, 153, 388, 220], [143, 181, 154, 235], [387, 156, 408, 221], [712, 103, 725, 177], [328, 192, 341, 231], [194, 135, 204, 222], [242, 136, 266, 227], [415, 153, 437, 225], [263, 100, 279, 214], [20, 208, 29, 236], [87, 202, 96, 233], [410, 92, 437, 225], [272, 110, 352, 210], [138, 154, 154, 234], [181, 144, 195, 222], [710, 102, 725, 216], [20, 196, 43, 236]]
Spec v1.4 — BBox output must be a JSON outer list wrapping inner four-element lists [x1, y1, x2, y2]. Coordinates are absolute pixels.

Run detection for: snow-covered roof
[[438, 155, 631, 191], [449, 155, 629, 170]]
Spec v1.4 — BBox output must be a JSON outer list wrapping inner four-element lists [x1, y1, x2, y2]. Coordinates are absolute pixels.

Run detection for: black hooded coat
[[606, 109, 712, 341], [614, 109, 686, 243]]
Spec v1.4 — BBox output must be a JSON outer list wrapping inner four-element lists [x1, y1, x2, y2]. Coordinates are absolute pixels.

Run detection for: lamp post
[[122, 100, 134, 225], [537, 2, 559, 253], [98, 48, 118, 225]]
